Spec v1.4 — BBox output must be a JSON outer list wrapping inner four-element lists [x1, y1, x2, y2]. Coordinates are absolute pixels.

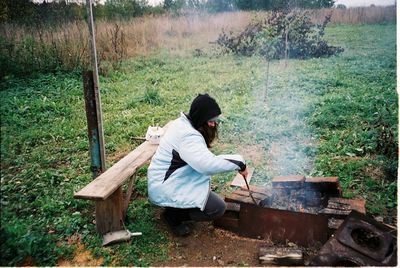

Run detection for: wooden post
[[83, 71, 105, 177], [85, 0, 106, 175]]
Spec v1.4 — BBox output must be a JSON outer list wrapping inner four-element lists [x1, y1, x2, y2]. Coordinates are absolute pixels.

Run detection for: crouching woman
[[147, 93, 248, 236]]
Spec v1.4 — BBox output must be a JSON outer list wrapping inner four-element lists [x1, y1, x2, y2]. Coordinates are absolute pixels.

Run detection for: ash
[[260, 187, 323, 214]]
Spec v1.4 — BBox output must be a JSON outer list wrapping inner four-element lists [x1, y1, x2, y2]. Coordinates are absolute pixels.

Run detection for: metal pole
[[85, 0, 106, 175]]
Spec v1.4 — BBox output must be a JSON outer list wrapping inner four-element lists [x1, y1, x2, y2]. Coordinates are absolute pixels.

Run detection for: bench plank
[[74, 141, 158, 200]]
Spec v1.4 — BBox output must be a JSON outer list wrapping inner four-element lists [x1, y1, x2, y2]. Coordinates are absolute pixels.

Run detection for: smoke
[[249, 62, 317, 180]]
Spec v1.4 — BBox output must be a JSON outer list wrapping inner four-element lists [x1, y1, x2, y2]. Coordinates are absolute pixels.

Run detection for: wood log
[[259, 246, 303, 266], [244, 185, 271, 195], [328, 197, 366, 214], [231, 189, 268, 201], [318, 207, 351, 216], [327, 201, 351, 211], [319, 197, 366, 218]]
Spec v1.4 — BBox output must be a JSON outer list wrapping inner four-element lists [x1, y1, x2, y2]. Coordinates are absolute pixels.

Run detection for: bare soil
[[153, 209, 266, 267], [58, 244, 104, 267], [152, 207, 320, 267]]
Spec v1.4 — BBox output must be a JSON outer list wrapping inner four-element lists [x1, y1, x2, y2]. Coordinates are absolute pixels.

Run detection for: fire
[[298, 204, 305, 213]]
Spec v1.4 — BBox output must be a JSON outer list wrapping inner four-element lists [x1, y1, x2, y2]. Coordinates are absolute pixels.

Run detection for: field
[[0, 12, 397, 266]]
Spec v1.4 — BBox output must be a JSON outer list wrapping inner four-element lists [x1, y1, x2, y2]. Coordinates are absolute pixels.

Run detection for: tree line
[[1, 0, 335, 25]]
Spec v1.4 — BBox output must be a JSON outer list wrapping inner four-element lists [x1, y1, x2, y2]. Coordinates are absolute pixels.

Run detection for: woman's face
[[207, 120, 218, 128]]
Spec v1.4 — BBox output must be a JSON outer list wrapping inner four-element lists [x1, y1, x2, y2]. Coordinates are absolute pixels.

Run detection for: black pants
[[164, 191, 226, 225]]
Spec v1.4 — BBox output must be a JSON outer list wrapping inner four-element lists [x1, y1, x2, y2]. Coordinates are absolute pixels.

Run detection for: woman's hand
[[239, 167, 249, 179]]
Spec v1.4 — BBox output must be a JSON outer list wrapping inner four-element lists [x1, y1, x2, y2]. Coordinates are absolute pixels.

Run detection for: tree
[[104, 0, 148, 19], [163, 0, 185, 11], [336, 3, 346, 9], [206, 0, 235, 12]]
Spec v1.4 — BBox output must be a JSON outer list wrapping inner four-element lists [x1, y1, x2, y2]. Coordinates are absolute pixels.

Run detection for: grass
[[0, 23, 397, 265], [1, 6, 396, 78]]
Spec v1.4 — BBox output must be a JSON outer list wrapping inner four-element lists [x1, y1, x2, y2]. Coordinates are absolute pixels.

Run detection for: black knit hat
[[188, 93, 221, 129]]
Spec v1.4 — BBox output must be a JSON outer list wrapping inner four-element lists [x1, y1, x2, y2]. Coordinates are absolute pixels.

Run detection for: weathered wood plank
[[259, 247, 303, 265], [319, 197, 366, 217], [232, 189, 268, 201], [328, 197, 366, 214], [243, 185, 271, 195], [123, 174, 136, 219]]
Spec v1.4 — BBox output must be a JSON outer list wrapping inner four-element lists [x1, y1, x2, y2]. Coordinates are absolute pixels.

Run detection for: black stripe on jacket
[[225, 159, 246, 172], [163, 149, 187, 182]]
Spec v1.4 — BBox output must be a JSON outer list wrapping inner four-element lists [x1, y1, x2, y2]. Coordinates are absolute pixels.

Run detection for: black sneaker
[[161, 210, 191, 237]]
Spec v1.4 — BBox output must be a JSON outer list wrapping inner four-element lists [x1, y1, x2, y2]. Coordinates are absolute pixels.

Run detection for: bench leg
[[95, 187, 123, 235], [123, 173, 136, 219]]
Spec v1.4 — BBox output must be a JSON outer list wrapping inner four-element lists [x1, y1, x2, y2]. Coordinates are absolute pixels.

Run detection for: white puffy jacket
[[147, 113, 246, 210]]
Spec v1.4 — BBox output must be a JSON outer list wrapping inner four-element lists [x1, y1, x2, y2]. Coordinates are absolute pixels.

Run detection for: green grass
[[0, 23, 397, 265]]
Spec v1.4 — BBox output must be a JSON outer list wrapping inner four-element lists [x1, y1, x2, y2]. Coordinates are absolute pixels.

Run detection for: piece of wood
[[328, 197, 366, 214], [259, 246, 303, 265], [272, 175, 305, 182], [230, 168, 254, 187], [244, 185, 271, 195], [83, 71, 105, 177], [318, 207, 351, 216], [319, 198, 366, 218], [231, 189, 268, 201], [95, 187, 124, 235], [85, 0, 106, 172], [123, 173, 136, 219]]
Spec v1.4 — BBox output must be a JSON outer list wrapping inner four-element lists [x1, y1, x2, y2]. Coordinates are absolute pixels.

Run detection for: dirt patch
[[237, 144, 265, 166], [152, 209, 265, 267], [57, 243, 104, 267], [20, 256, 36, 266], [57, 233, 104, 267], [363, 165, 385, 181]]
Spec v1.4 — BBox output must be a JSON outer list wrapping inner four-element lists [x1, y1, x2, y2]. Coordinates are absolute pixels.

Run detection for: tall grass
[[0, 6, 396, 78], [310, 6, 396, 24]]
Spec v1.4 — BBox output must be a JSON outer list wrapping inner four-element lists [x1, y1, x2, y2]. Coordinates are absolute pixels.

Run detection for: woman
[[148, 93, 248, 236]]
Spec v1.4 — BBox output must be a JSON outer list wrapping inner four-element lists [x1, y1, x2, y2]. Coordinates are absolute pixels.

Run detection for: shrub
[[216, 10, 344, 60]]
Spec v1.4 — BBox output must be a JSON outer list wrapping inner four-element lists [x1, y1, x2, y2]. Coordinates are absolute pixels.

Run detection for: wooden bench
[[74, 124, 169, 235]]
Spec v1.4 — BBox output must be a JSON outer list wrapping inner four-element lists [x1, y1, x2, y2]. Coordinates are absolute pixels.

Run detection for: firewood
[[259, 246, 303, 265]]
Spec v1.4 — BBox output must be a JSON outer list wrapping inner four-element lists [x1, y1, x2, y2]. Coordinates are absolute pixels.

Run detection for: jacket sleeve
[[178, 132, 246, 175]]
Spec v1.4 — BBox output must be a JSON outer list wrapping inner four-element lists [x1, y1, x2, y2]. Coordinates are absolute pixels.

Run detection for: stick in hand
[[239, 168, 257, 205]]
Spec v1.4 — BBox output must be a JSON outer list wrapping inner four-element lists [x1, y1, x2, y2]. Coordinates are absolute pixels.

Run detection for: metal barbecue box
[[214, 175, 366, 247]]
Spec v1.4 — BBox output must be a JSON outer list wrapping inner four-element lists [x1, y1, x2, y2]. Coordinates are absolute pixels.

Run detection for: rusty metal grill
[[311, 210, 397, 266]]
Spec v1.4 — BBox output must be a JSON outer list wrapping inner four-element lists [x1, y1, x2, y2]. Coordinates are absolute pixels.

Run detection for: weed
[[216, 10, 344, 60]]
